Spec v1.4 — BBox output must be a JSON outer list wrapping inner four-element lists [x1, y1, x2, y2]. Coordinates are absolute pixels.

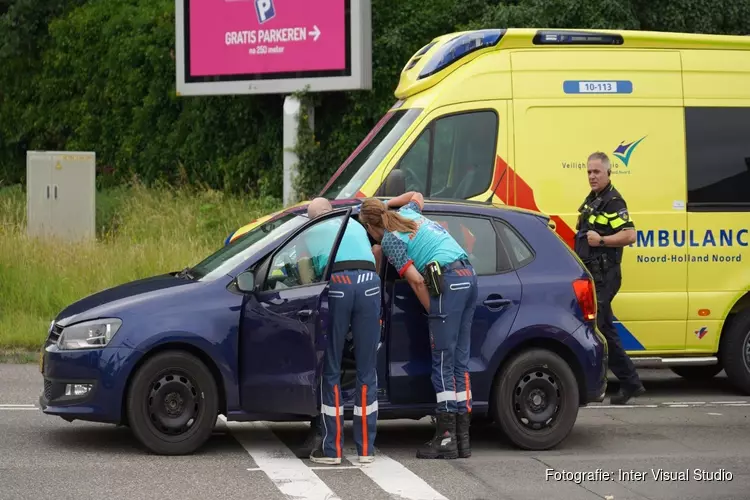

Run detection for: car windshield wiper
[[176, 267, 195, 280]]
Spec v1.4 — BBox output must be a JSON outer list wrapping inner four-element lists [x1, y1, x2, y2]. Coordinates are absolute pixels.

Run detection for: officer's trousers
[[426, 263, 478, 414], [320, 269, 381, 459], [593, 265, 642, 391]]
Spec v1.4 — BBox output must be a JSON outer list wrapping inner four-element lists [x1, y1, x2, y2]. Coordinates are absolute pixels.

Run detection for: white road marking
[[583, 405, 659, 409], [309, 466, 360, 470], [585, 400, 750, 409], [345, 453, 449, 500], [0, 404, 36, 407], [220, 416, 341, 500], [0, 407, 38, 411], [707, 413, 723, 416]]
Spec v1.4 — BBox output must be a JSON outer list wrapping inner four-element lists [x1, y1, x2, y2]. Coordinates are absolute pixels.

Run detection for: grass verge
[[0, 181, 282, 357]]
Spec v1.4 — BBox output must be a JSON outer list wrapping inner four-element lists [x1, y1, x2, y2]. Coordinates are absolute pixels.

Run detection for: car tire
[[491, 348, 579, 451], [126, 350, 219, 455], [669, 364, 723, 380], [720, 308, 750, 395]]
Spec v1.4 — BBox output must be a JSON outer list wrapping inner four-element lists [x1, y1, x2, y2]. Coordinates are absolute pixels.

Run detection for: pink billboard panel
[[188, 0, 348, 78]]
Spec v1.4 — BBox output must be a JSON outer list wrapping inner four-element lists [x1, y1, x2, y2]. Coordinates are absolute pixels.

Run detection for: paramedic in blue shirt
[[302, 198, 381, 465], [359, 192, 478, 460]]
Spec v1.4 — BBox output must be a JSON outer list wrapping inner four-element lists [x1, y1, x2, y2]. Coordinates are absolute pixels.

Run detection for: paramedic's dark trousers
[[594, 264, 641, 391], [320, 270, 380, 458], [427, 263, 478, 413]]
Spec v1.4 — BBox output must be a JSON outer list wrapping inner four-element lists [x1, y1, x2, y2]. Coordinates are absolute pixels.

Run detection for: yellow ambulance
[[229, 28, 750, 394]]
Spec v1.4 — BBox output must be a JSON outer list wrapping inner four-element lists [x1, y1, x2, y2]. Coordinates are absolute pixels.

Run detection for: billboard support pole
[[282, 94, 314, 207]]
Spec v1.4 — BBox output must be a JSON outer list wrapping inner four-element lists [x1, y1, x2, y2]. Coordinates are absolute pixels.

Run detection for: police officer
[[576, 152, 645, 405], [359, 192, 478, 459], [303, 198, 381, 465]]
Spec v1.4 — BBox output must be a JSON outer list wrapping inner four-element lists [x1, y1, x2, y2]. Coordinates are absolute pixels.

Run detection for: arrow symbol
[[309, 25, 321, 41]]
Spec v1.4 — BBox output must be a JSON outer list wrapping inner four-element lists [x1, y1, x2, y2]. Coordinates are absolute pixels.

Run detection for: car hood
[[55, 273, 200, 327]]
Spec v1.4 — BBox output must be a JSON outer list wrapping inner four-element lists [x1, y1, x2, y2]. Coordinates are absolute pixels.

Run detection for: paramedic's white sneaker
[[310, 447, 341, 465], [359, 455, 375, 464]]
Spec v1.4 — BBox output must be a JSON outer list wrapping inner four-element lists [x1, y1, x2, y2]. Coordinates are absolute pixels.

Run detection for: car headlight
[[57, 318, 122, 350]]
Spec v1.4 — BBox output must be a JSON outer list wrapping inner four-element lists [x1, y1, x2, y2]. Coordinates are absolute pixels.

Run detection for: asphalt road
[[1, 364, 749, 500]]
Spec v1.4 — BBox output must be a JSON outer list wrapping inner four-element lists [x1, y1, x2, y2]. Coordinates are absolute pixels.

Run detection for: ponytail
[[360, 198, 419, 236], [381, 210, 418, 235]]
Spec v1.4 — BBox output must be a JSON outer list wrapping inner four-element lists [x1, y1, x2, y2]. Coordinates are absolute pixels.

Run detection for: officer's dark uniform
[[575, 182, 644, 402]]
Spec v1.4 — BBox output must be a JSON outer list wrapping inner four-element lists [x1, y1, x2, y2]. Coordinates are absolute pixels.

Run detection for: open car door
[[236, 207, 353, 417]]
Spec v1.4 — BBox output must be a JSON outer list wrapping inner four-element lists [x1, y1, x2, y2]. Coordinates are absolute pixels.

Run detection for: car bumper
[[39, 343, 140, 424], [576, 322, 608, 404]]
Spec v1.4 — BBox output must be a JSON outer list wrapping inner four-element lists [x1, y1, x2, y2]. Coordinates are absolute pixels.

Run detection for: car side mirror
[[236, 271, 256, 293], [383, 169, 406, 197]]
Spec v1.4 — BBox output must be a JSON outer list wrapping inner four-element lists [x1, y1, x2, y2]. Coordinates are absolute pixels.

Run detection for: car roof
[[284, 197, 550, 221]]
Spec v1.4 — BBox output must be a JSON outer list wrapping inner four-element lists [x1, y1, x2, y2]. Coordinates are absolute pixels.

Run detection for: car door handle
[[483, 297, 511, 308], [297, 309, 313, 318]]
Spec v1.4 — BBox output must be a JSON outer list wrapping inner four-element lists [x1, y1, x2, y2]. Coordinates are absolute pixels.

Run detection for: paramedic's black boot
[[611, 384, 646, 405], [416, 412, 458, 459], [456, 413, 471, 458]]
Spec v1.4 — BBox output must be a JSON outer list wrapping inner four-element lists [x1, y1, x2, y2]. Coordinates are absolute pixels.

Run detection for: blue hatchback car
[[39, 199, 607, 455]]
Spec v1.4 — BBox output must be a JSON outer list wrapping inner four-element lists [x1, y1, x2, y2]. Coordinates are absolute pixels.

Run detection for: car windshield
[[319, 106, 422, 200], [189, 212, 308, 281]]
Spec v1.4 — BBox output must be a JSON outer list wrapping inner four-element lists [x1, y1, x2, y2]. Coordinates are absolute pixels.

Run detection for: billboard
[[175, 0, 372, 95]]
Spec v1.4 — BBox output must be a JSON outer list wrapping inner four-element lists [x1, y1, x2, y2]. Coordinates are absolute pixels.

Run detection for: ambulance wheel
[[491, 348, 579, 451], [669, 365, 722, 380], [126, 350, 219, 455], [720, 308, 750, 395]]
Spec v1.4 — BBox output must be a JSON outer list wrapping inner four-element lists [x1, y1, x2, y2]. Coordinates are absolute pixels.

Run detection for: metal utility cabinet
[[26, 151, 96, 241]]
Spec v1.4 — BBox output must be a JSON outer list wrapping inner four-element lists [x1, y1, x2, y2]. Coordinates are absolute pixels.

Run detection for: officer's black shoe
[[456, 412, 471, 458], [295, 422, 323, 459], [610, 384, 646, 405], [416, 412, 459, 459]]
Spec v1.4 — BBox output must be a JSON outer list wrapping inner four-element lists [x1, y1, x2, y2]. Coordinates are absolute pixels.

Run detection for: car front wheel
[[491, 348, 579, 450], [126, 350, 219, 455]]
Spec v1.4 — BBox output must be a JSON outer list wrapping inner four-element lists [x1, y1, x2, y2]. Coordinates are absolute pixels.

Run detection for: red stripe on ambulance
[[492, 156, 576, 250]]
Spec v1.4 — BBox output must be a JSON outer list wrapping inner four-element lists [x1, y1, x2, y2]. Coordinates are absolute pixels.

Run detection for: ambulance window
[[685, 107, 750, 210], [392, 110, 498, 200], [429, 111, 497, 199], [395, 128, 430, 193]]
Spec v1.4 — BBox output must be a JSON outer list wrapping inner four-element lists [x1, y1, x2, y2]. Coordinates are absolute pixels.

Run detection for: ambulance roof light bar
[[533, 30, 624, 45], [418, 29, 507, 80]]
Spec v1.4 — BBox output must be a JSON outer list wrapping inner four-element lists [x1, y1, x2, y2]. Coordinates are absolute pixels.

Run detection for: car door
[[385, 211, 523, 405], [238, 208, 352, 416]]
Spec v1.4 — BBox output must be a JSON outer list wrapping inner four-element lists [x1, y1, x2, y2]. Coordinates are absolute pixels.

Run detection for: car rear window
[[495, 220, 535, 269]]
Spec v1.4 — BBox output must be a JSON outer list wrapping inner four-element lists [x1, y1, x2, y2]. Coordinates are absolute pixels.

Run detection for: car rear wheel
[[126, 351, 218, 455], [491, 348, 579, 450]]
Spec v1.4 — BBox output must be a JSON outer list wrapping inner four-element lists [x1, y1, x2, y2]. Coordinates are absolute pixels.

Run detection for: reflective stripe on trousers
[[320, 269, 381, 458], [426, 264, 478, 414]]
